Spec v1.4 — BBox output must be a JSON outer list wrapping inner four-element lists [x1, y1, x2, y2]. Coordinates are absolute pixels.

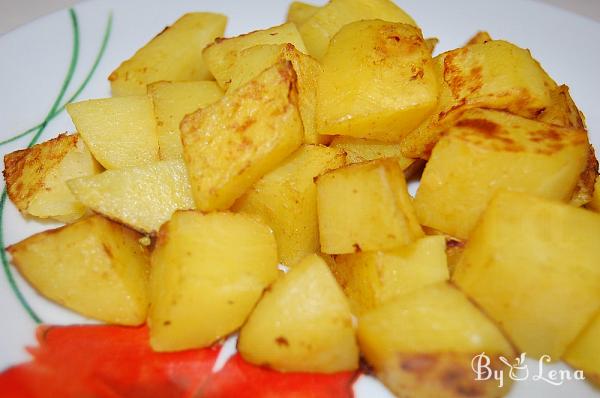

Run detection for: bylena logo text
[[471, 353, 585, 388]]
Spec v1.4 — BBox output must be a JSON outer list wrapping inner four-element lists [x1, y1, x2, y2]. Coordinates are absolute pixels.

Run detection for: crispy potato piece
[[286, 1, 320, 25], [233, 145, 345, 266], [358, 283, 515, 398], [67, 96, 159, 169], [147, 81, 223, 160], [316, 20, 438, 141], [148, 211, 278, 351], [298, 0, 417, 60], [316, 159, 423, 254], [329, 136, 415, 169], [228, 43, 328, 144], [181, 62, 303, 211], [68, 160, 194, 234], [400, 40, 556, 159], [414, 109, 589, 239], [564, 311, 600, 387], [109, 13, 227, 96], [238, 254, 359, 372], [330, 236, 448, 315], [202, 23, 307, 89], [466, 31, 492, 45], [4, 134, 101, 222], [588, 176, 600, 212], [453, 191, 600, 359], [8, 215, 149, 325]]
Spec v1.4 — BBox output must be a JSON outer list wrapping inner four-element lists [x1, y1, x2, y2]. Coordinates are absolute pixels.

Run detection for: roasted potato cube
[[202, 23, 307, 89], [400, 40, 556, 159], [286, 1, 320, 25], [563, 311, 600, 387], [4, 134, 101, 223], [148, 211, 278, 351], [238, 254, 359, 372], [452, 191, 600, 359], [8, 215, 150, 325], [439, 40, 554, 117], [147, 81, 223, 160], [181, 62, 303, 211], [316, 159, 423, 254], [316, 20, 438, 141], [358, 283, 515, 398], [233, 145, 345, 266], [228, 44, 327, 145], [67, 96, 159, 169], [330, 136, 415, 169], [298, 0, 416, 60], [330, 236, 448, 315], [414, 109, 589, 239], [588, 176, 600, 212], [68, 160, 194, 234], [109, 13, 227, 96]]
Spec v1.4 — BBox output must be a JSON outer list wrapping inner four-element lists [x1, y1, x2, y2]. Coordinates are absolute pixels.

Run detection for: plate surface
[[0, 0, 599, 396]]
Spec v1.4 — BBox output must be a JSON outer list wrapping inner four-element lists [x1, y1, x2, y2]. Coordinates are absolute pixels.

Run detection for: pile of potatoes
[[4, 1, 600, 396]]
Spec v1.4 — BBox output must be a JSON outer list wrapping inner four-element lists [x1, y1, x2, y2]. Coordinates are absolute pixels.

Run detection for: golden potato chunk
[[400, 40, 556, 159], [4, 134, 101, 223], [563, 311, 600, 387], [316, 159, 423, 254], [181, 62, 303, 211], [238, 254, 359, 373], [202, 23, 307, 89], [330, 236, 448, 315], [286, 1, 320, 25], [148, 211, 278, 352], [8, 215, 150, 325], [298, 0, 416, 60], [358, 283, 515, 398], [68, 160, 194, 234], [414, 109, 589, 239], [109, 13, 227, 96], [67, 96, 159, 169], [233, 145, 345, 266], [329, 136, 415, 169], [452, 191, 600, 359], [316, 20, 438, 141], [147, 81, 223, 160], [228, 44, 327, 145]]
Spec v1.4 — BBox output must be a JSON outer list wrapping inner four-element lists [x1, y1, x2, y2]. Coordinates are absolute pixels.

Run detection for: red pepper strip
[[0, 325, 220, 398], [197, 353, 358, 398], [0, 325, 358, 398]]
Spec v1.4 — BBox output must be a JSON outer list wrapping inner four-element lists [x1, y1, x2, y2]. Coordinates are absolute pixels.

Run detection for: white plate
[[0, 0, 599, 396]]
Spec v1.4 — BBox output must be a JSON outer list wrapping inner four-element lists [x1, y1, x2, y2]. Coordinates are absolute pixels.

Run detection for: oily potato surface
[[8, 215, 150, 325], [181, 61, 303, 211], [148, 211, 278, 352]]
